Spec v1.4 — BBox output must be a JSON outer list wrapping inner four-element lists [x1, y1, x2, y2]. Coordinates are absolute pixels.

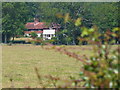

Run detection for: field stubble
[[2, 44, 117, 88]]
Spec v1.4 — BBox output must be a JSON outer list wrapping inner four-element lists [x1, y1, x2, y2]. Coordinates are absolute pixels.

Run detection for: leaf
[[81, 30, 89, 37], [64, 13, 70, 23], [102, 45, 106, 49], [111, 33, 117, 37], [113, 69, 118, 74], [109, 82, 113, 88], [82, 76, 89, 80], [79, 72, 84, 76], [75, 18, 82, 26], [81, 27, 89, 37], [85, 82, 90, 87], [56, 13, 63, 18], [89, 28, 95, 33], [112, 27, 120, 32]]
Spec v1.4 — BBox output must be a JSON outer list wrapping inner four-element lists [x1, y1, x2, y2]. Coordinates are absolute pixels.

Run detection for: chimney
[[34, 18, 39, 23]]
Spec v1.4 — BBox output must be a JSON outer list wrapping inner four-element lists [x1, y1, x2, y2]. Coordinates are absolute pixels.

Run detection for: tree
[[2, 2, 31, 43], [84, 2, 119, 31], [2, 2, 119, 44]]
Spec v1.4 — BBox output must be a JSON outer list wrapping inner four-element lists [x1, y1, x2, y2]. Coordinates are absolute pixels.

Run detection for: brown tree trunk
[[12, 34, 15, 42], [5, 34, 7, 43]]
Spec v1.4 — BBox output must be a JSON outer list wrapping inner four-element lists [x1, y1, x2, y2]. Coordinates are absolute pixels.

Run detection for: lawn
[[2, 44, 118, 88]]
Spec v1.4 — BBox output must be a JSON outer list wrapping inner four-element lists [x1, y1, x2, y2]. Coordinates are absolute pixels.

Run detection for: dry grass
[[0, 45, 2, 89], [2, 44, 118, 88], [2, 44, 87, 88]]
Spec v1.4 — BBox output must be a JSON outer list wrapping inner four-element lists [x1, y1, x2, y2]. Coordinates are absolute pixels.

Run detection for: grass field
[[2, 44, 118, 88]]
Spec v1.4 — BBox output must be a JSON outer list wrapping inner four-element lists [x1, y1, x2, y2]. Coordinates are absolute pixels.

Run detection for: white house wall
[[43, 29, 56, 40], [24, 29, 56, 40], [25, 34, 29, 37], [37, 33, 41, 37], [43, 29, 55, 34]]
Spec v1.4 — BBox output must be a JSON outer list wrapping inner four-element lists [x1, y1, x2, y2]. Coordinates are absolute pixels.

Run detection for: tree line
[[1, 2, 119, 44]]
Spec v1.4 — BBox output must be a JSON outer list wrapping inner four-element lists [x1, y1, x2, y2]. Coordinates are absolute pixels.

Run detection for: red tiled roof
[[25, 22, 48, 29], [24, 31, 43, 34], [25, 21, 61, 30]]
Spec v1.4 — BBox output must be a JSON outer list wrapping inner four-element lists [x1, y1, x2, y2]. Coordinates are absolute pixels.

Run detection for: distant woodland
[[2, 2, 119, 44]]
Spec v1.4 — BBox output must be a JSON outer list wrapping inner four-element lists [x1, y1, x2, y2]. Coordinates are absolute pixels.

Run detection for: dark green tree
[[2, 2, 31, 43]]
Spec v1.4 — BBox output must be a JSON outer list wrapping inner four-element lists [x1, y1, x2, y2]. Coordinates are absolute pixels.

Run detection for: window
[[47, 34, 50, 37]]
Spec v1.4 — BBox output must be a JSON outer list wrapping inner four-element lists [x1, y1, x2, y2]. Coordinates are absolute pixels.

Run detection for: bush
[[30, 37, 43, 45], [9, 40, 25, 44], [30, 32, 38, 39]]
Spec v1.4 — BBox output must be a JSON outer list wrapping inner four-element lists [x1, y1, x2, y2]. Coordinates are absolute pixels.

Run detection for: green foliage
[[29, 35, 43, 45], [2, 2, 30, 43], [31, 40, 38, 45], [112, 27, 120, 32], [30, 38, 42, 45], [30, 32, 38, 39], [75, 18, 82, 27], [78, 25, 119, 88], [2, 2, 119, 44], [81, 27, 89, 37], [89, 2, 119, 31], [51, 37, 58, 45], [64, 13, 70, 23]]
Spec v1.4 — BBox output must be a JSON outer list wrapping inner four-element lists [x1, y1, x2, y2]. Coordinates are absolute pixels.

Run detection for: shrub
[[30, 37, 43, 45], [78, 26, 119, 88], [30, 32, 38, 39]]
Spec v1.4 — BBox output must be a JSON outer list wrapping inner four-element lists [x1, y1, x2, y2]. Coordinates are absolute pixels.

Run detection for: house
[[24, 18, 60, 40]]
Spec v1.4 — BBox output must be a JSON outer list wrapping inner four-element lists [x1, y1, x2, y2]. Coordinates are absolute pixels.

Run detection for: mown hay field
[[2, 44, 118, 88]]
